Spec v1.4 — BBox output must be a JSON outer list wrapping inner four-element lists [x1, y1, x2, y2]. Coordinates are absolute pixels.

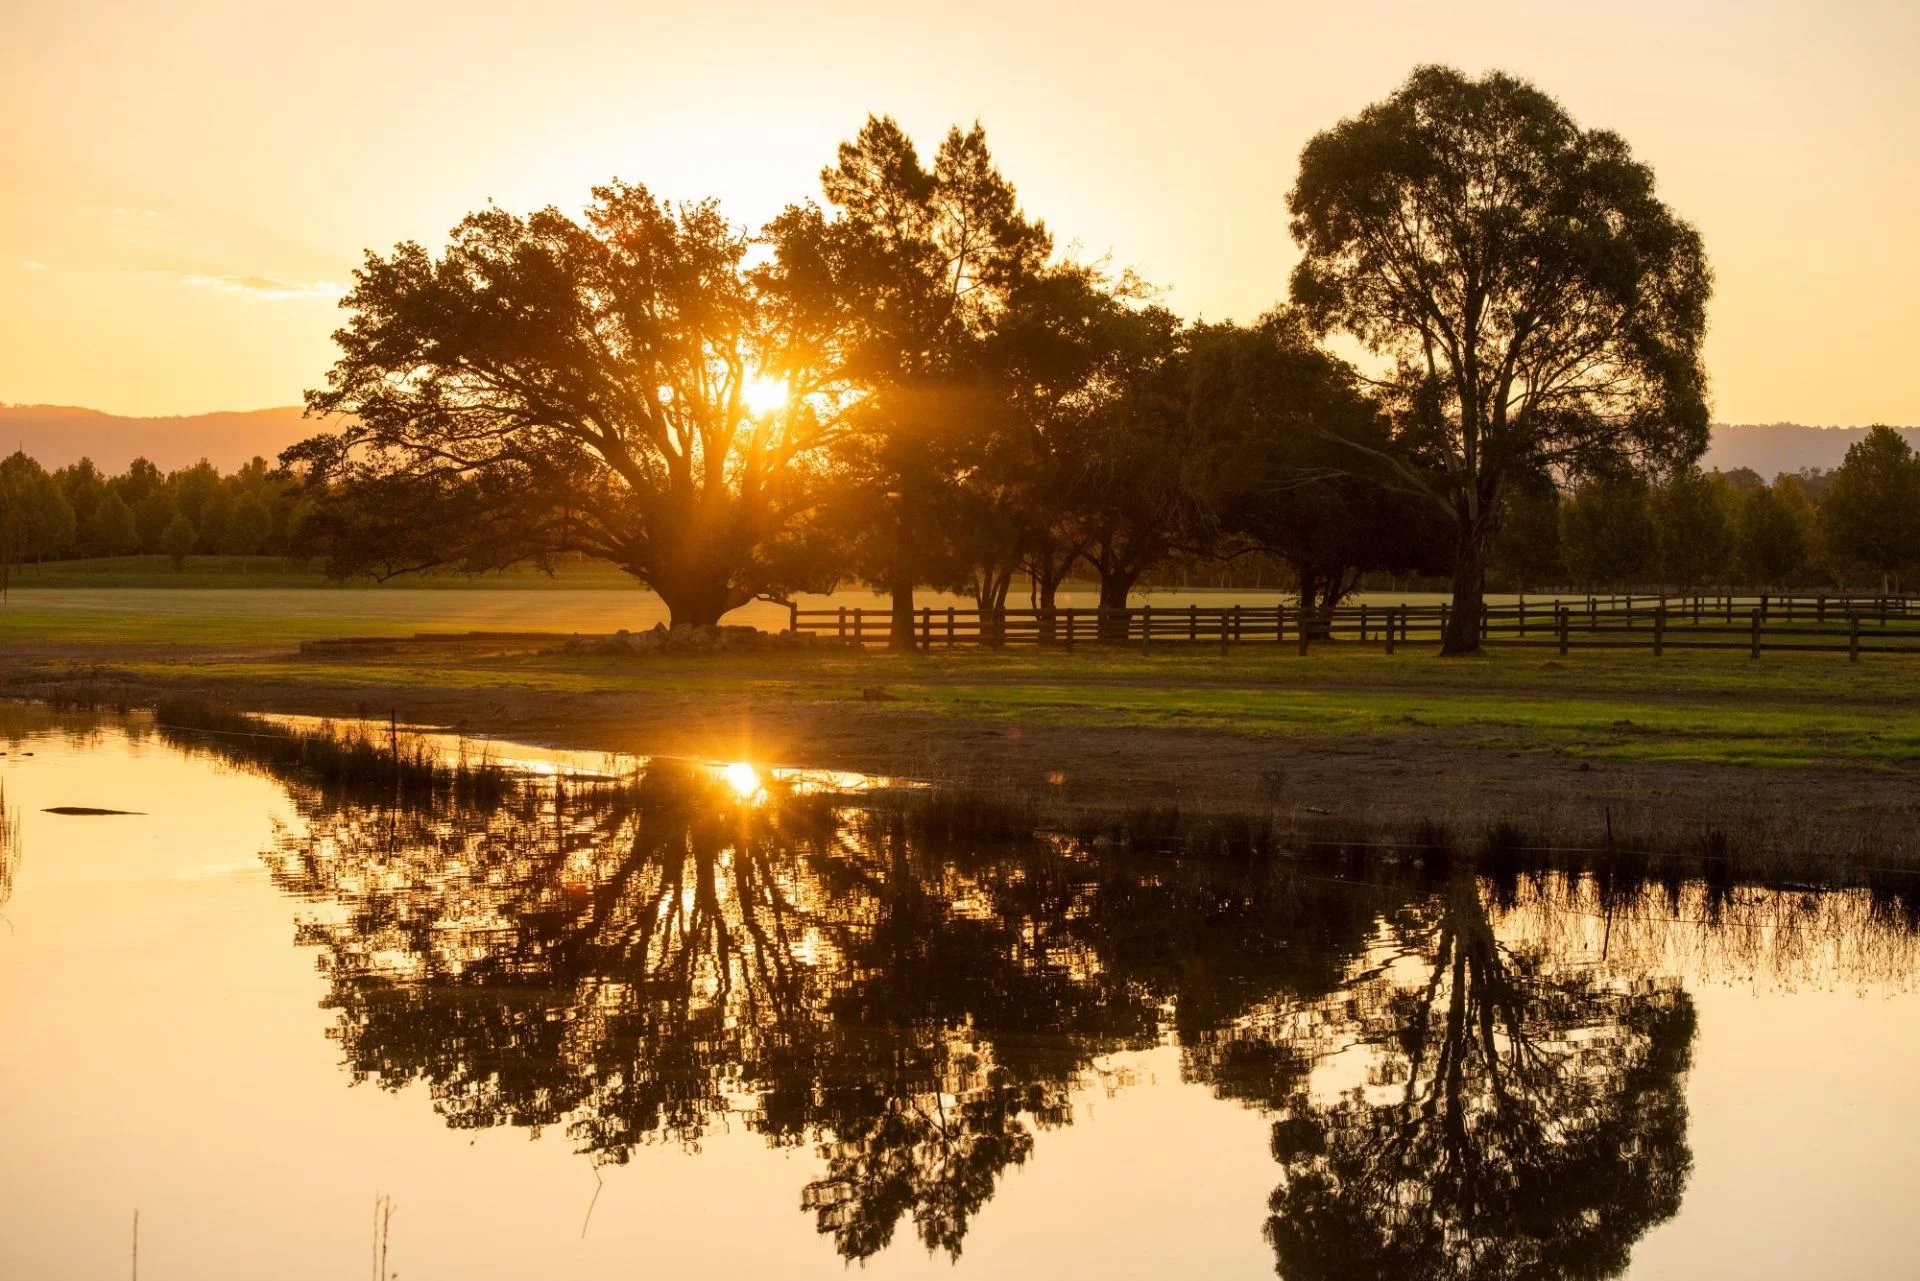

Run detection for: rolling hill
[[0, 404, 317, 472]]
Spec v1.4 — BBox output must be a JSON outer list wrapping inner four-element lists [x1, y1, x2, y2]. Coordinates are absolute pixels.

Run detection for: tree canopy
[[1288, 65, 1712, 651], [295, 183, 845, 626]]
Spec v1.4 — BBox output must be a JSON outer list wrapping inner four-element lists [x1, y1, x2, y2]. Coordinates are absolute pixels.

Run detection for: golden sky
[[2, 0, 1915, 423]]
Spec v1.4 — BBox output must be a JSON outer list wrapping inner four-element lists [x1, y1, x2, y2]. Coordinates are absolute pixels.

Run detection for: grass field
[[5, 590, 1913, 771]]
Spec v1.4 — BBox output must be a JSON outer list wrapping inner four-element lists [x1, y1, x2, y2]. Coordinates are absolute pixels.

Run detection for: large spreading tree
[[293, 183, 841, 627], [1288, 65, 1712, 653]]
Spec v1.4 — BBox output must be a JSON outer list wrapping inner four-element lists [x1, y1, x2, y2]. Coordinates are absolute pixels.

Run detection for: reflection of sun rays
[[722, 761, 763, 800]]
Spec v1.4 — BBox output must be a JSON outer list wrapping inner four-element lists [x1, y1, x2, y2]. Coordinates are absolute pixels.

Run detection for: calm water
[[2, 708, 1918, 1279]]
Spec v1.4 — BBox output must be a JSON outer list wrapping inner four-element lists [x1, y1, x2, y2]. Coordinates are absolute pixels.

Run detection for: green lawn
[[7, 579, 1917, 776]]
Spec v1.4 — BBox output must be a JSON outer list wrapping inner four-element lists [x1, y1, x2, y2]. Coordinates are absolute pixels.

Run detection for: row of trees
[[0, 451, 305, 581], [287, 66, 1716, 654], [1493, 427, 1920, 592]]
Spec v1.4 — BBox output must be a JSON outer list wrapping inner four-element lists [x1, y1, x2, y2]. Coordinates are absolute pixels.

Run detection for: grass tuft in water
[[153, 701, 510, 809]]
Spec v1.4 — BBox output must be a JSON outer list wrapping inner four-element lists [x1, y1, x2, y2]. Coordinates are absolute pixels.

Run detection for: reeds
[[153, 701, 510, 809]]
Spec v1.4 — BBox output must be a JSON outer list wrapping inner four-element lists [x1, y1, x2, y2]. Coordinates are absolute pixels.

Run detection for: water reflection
[[1249, 881, 1694, 1280], [107, 708, 1908, 1275], [247, 761, 1712, 1273], [0, 778, 19, 914]]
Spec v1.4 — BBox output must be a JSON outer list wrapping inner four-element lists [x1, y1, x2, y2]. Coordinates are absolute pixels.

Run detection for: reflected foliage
[[1244, 880, 1695, 1281], [266, 768, 1183, 1259], [258, 760, 1920, 1273]]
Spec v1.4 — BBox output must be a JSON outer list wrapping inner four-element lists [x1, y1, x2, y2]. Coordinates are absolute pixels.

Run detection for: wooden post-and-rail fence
[[786, 592, 1920, 660]]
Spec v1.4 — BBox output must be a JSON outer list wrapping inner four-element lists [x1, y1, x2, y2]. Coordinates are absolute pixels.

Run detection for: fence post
[[1234, 604, 1243, 642], [1558, 605, 1570, 656], [1385, 608, 1397, 654], [1589, 598, 1597, 631], [1760, 592, 1769, 622], [837, 605, 846, 640], [1518, 599, 1526, 638], [921, 606, 931, 654], [1187, 603, 1197, 642], [946, 607, 955, 648], [1750, 608, 1761, 660], [1817, 595, 1826, 624], [1359, 603, 1369, 642], [1065, 608, 1076, 653], [1218, 611, 1229, 656], [1850, 612, 1861, 662], [788, 600, 799, 634], [1141, 604, 1152, 654], [1276, 604, 1285, 644], [1693, 595, 1701, 626], [1654, 603, 1665, 657], [1440, 602, 1451, 645]]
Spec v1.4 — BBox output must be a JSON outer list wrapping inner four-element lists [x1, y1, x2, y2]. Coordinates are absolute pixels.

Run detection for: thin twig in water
[[580, 1165, 604, 1240], [370, 1193, 396, 1281]]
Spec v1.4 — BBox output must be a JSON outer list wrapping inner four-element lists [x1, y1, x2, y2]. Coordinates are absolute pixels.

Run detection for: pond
[[2, 705, 1917, 1279]]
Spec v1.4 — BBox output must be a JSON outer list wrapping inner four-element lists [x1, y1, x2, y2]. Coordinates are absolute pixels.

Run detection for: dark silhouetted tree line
[[266, 65, 1730, 653], [14, 68, 1920, 630], [0, 449, 313, 582]]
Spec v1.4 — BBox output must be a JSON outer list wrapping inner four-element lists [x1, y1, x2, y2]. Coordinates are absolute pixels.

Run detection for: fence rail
[[786, 592, 1920, 660]]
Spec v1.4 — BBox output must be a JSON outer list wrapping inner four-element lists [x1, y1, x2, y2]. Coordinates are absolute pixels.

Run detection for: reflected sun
[[723, 761, 763, 799]]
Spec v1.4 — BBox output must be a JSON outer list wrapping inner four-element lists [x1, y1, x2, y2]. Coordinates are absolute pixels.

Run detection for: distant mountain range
[[1699, 423, 1920, 477], [2, 403, 1915, 479], [0, 404, 317, 472]]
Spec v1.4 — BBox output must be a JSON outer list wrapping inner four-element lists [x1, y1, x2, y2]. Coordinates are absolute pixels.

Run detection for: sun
[[742, 375, 788, 416], [722, 761, 763, 799]]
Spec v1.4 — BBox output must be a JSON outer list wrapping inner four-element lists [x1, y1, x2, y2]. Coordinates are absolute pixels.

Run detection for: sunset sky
[[3, 0, 1915, 424]]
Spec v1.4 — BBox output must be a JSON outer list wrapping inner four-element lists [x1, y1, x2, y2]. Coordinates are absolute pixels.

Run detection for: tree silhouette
[[1245, 879, 1696, 1281], [293, 185, 844, 626], [262, 770, 1160, 1261], [1289, 65, 1711, 653], [763, 117, 1050, 647], [1819, 424, 1920, 591], [241, 742, 1732, 1272], [1189, 313, 1449, 631]]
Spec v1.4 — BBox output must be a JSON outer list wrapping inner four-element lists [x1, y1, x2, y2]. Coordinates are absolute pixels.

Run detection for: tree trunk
[[973, 566, 1014, 648], [1293, 566, 1333, 641], [887, 508, 917, 650], [1442, 523, 1488, 656], [658, 583, 731, 629], [888, 574, 916, 650], [1097, 568, 1138, 642], [1035, 574, 1060, 644]]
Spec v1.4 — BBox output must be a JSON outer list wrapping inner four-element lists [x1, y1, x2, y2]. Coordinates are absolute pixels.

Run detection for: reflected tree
[[1244, 878, 1695, 1281], [253, 749, 1715, 1273], [262, 770, 1159, 1262]]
